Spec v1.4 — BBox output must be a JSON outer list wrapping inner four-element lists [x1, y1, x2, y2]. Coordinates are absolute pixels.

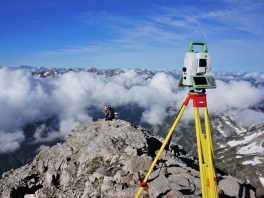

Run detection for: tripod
[[134, 92, 218, 198]]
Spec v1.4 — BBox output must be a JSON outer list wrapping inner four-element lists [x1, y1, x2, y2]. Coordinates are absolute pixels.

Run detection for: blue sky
[[1, 0, 264, 72]]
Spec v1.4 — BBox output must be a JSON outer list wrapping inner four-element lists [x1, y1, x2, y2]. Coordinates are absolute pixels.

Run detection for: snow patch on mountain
[[220, 114, 247, 134], [260, 177, 264, 187], [242, 157, 263, 165], [212, 114, 248, 137], [237, 141, 264, 155], [217, 143, 226, 148], [228, 130, 264, 147]]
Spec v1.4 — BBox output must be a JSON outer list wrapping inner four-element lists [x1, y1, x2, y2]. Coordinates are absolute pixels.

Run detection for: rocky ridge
[[0, 120, 256, 198]]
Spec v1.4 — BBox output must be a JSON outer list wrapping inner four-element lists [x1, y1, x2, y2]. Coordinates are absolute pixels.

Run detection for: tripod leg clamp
[[140, 181, 149, 190]]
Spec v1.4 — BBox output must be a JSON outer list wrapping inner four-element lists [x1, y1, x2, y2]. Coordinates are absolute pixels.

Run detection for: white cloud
[[207, 80, 264, 114], [233, 109, 264, 126], [34, 145, 48, 153], [0, 68, 180, 151], [0, 68, 264, 154], [0, 67, 52, 131], [0, 130, 25, 154], [141, 104, 168, 125]]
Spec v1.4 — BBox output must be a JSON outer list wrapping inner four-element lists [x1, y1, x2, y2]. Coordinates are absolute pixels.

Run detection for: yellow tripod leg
[[204, 107, 218, 198], [194, 107, 207, 197], [134, 104, 187, 198], [195, 107, 218, 198]]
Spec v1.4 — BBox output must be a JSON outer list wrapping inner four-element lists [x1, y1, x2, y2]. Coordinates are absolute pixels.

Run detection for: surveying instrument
[[134, 42, 218, 198]]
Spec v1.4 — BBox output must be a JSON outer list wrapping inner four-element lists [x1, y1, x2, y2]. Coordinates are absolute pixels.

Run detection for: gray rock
[[101, 176, 114, 192], [218, 175, 256, 198], [148, 174, 170, 197], [168, 174, 193, 191], [0, 120, 257, 198], [114, 187, 143, 197], [123, 155, 152, 173], [167, 166, 188, 174]]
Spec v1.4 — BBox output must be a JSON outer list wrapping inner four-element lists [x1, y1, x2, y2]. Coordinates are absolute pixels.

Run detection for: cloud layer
[[0, 67, 263, 153]]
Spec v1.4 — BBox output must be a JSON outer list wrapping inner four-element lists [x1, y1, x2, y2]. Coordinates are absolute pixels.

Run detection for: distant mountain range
[[1, 65, 263, 86], [0, 65, 156, 78]]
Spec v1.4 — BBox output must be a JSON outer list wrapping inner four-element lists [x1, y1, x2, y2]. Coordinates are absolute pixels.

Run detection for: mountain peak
[[0, 119, 256, 198]]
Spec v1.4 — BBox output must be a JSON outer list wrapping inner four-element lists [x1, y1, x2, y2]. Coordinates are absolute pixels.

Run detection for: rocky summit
[[0, 120, 256, 198]]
